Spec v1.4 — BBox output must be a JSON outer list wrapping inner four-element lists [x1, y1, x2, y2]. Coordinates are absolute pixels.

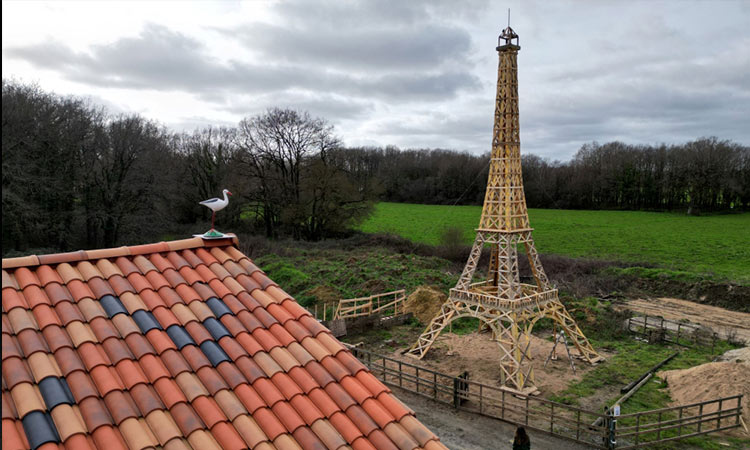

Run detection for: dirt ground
[[622, 297, 750, 343], [394, 387, 590, 450], [394, 330, 611, 396]]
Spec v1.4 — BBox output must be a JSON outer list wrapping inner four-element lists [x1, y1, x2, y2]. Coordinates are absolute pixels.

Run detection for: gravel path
[[394, 387, 593, 450]]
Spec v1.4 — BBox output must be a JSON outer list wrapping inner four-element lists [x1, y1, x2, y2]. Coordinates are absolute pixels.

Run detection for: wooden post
[[717, 398, 722, 429], [576, 410, 581, 440], [433, 372, 437, 399], [635, 413, 640, 445], [501, 390, 506, 419], [314, 304, 318, 319], [525, 396, 529, 425], [550, 403, 554, 432], [698, 403, 703, 433], [398, 361, 402, 387], [737, 396, 742, 428], [657, 411, 662, 440], [479, 384, 483, 414], [678, 406, 683, 436]]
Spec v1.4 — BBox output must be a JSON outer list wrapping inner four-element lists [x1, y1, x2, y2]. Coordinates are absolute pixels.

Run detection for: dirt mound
[[659, 361, 750, 432], [622, 297, 750, 344], [404, 287, 447, 324], [717, 347, 750, 364], [307, 285, 341, 304]]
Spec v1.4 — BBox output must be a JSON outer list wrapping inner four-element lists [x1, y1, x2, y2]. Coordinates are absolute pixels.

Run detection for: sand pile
[[659, 359, 750, 430], [404, 287, 447, 324]]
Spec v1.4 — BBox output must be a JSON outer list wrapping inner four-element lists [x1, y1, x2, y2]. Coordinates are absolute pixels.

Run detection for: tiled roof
[[2, 236, 446, 450]]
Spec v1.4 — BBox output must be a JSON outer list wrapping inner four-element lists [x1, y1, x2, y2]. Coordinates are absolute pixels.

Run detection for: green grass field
[[358, 202, 750, 283]]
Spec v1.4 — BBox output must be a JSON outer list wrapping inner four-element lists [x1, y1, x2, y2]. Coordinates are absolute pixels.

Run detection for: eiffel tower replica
[[404, 22, 603, 394]]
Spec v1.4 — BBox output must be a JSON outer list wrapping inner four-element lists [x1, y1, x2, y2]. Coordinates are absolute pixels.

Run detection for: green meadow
[[358, 202, 750, 283]]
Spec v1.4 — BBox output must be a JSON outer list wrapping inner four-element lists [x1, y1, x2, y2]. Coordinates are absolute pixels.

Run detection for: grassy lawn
[[358, 202, 750, 283]]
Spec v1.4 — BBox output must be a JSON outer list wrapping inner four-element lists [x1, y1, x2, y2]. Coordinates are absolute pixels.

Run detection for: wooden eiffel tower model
[[404, 23, 603, 394]]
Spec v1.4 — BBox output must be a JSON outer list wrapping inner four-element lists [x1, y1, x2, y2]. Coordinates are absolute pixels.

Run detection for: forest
[[3, 80, 749, 255]]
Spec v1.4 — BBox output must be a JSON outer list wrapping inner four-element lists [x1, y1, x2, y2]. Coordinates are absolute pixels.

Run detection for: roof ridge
[[1, 234, 239, 269]]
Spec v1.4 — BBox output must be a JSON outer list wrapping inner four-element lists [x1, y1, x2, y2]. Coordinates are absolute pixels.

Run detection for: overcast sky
[[3, 0, 749, 159]]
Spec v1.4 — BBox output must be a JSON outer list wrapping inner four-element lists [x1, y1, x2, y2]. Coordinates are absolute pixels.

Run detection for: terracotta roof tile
[[423, 439, 450, 450], [234, 383, 267, 414], [252, 377, 285, 407], [91, 425, 128, 450], [211, 420, 247, 450], [175, 372, 209, 402], [252, 407, 287, 441], [118, 416, 158, 449], [232, 414, 269, 448], [310, 418, 348, 450], [213, 389, 246, 421], [49, 403, 86, 442], [94, 260, 123, 280], [67, 371, 100, 403], [169, 402, 204, 436], [368, 429, 400, 450], [292, 426, 326, 450], [289, 394, 324, 426], [144, 409, 182, 446], [336, 352, 368, 378], [2, 357, 33, 389], [103, 390, 139, 425], [330, 410, 365, 444], [153, 377, 187, 409], [351, 436, 378, 450], [186, 429, 222, 450], [11, 382, 46, 417], [288, 367, 320, 394], [308, 388, 341, 419], [28, 352, 61, 382], [191, 395, 227, 428], [9, 305, 36, 331], [1, 238, 439, 450], [78, 397, 112, 432]]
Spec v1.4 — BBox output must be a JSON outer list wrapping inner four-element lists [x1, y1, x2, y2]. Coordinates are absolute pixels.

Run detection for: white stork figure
[[200, 189, 232, 231]]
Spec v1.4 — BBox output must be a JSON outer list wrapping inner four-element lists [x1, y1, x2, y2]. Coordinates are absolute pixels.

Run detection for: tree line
[[2, 81, 372, 255], [349, 139, 749, 212], [3, 80, 747, 255]]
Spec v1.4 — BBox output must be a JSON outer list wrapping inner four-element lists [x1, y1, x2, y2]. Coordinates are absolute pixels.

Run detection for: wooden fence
[[334, 290, 406, 319], [307, 302, 339, 321], [350, 347, 610, 448], [349, 347, 744, 448], [614, 395, 744, 448], [626, 315, 719, 350]]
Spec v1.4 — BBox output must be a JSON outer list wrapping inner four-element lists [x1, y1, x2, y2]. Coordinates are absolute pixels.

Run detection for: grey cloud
[[271, 0, 490, 28], [168, 116, 237, 132], [231, 22, 472, 71], [225, 92, 375, 121], [6, 23, 479, 106]]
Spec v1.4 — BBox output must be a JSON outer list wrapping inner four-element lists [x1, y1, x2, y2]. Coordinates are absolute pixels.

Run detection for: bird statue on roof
[[198, 189, 232, 238]]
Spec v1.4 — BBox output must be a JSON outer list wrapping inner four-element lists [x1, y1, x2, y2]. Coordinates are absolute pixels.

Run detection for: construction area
[[304, 22, 749, 449]]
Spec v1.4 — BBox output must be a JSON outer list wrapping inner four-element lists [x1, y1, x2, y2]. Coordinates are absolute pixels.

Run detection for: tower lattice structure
[[404, 24, 603, 394]]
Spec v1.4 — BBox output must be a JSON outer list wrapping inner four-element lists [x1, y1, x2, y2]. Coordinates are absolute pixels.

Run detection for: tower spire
[[405, 23, 602, 394]]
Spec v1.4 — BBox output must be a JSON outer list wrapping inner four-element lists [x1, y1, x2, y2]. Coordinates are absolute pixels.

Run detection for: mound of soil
[[717, 347, 750, 364], [658, 357, 750, 433], [623, 298, 750, 344], [404, 286, 447, 324], [307, 285, 341, 304]]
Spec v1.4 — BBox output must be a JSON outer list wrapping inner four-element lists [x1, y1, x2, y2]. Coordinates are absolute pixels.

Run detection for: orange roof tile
[[1, 236, 444, 449]]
